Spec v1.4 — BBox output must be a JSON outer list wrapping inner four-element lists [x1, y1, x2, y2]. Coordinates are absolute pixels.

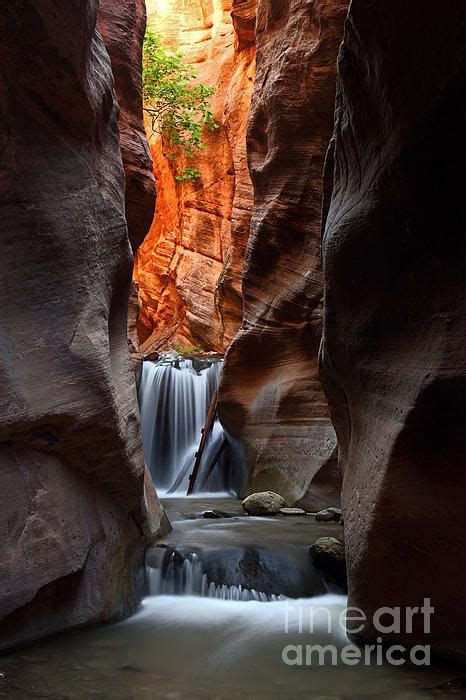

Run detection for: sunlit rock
[[134, 0, 257, 353], [219, 0, 348, 509]]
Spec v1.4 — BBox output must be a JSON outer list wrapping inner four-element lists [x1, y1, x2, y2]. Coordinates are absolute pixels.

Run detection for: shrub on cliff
[[142, 29, 218, 181]]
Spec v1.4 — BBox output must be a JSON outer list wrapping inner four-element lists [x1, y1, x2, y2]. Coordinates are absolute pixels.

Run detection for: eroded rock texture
[[99, 0, 156, 252], [134, 0, 256, 353], [0, 0, 166, 651], [219, 0, 348, 508], [321, 0, 466, 656]]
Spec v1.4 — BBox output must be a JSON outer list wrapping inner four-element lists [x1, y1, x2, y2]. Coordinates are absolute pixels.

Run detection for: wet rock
[[279, 508, 307, 516], [242, 492, 286, 516], [202, 547, 326, 599], [310, 538, 346, 591], [201, 510, 227, 519], [315, 508, 342, 523]]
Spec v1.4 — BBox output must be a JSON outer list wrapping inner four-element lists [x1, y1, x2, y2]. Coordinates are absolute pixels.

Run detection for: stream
[[0, 361, 462, 698], [0, 498, 461, 699]]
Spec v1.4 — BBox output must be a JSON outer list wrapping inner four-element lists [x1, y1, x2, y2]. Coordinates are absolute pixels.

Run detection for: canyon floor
[[0, 498, 462, 700]]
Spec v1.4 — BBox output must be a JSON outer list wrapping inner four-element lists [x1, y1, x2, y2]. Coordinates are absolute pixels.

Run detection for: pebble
[[315, 508, 342, 522], [201, 510, 227, 519], [279, 507, 307, 516]]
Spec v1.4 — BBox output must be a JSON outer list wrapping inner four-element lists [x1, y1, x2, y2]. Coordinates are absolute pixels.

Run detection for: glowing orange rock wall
[[134, 0, 256, 352]]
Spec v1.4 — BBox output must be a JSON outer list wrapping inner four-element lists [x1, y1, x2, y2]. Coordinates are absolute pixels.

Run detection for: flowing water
[[138, 358, 241, 496], [0, 499, 461, 699], [1, 367, 462, 698]]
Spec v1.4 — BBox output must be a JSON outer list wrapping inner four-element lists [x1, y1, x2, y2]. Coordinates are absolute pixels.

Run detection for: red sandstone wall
[[134, 0, 256, 353], [219, 0, 348, 508]]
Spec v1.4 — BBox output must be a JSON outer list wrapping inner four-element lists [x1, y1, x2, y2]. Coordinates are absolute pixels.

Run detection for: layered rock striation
[[0, 0, 166, 651], [321, 0, 466, 656], [99, 0, 156, 253], [134, 0, 256, 352], [219, 0, 348, 508]]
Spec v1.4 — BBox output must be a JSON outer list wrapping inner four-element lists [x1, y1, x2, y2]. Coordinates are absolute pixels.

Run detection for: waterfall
[[147, 549, 286, 602], [138, 357, 235, 495]]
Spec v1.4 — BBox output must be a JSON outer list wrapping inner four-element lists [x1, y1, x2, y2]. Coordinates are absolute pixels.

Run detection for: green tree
[[142, 29, 218, 182]]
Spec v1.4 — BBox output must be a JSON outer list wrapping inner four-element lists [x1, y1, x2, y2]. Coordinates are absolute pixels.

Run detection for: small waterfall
[[147, 549, 287, 602], [138, 357, 236, 495]]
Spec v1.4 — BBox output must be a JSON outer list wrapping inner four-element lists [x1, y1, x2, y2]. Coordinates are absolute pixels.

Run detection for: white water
[[147, 550, 287, 602], [138, 358, 232, 495], [3, 498, 453, 698], [4, 592, 451, 699]]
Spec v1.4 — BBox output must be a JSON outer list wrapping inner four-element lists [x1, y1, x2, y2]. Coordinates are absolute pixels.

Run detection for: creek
[[0, 499, 458, 699]]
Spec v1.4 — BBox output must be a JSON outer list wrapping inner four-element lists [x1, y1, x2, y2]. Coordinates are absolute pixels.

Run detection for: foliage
[[142, 29, 218, 181], [170, 342, 204, 356]]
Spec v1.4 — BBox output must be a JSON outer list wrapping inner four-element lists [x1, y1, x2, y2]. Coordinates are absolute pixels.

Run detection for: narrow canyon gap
[[1, 0, 465, 680], [134, 0, 257, 353], [0, 0, 166, 651]]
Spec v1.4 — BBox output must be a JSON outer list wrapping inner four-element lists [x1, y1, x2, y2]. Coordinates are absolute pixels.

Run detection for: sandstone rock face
[[99, 0, 156, 252], [219, 0, 348, 509], [321, 0, 466, 656], [0, 0, 166, 651], [134, 0, 256, 352]]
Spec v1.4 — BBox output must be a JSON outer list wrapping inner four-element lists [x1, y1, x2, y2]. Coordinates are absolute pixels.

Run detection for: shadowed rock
[[99, 0, 156, 252], [321, 0, 466, 658], [219, 0, 348, 510], [310, 537, 346, 591], [0, 0, 166, 651]]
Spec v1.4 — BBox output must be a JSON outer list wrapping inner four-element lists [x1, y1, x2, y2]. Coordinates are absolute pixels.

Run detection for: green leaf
[[142, 30, 218, 181]]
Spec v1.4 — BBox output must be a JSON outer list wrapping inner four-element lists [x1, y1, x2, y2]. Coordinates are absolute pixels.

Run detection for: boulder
[[310, 538, 346, 590], [315, 508, 342, 523], [201, 510, 226, 519], [242, 491, 286, 516]]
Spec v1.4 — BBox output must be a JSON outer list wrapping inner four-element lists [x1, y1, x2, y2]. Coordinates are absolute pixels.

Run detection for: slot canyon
[[0, 0, 465, 698]]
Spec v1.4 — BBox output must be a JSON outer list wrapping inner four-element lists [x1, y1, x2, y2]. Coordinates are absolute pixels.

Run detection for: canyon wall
[[321, 0, 466, 656], [99, 0, 156, 253], [219, 0, 348, 509], [134, 0, 256, 353], [0, 0, 166, 651]]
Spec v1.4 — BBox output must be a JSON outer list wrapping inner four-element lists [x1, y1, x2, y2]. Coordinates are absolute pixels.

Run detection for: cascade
[[138, 357, 238, 495], [147, 548, 287, 602]]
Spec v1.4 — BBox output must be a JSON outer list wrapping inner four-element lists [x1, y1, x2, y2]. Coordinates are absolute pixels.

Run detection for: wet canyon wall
[[0, 0, 166, 651], [219, 0, 348, 509], [135, 0, 256, 353], [321, 1, 466, 655]]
